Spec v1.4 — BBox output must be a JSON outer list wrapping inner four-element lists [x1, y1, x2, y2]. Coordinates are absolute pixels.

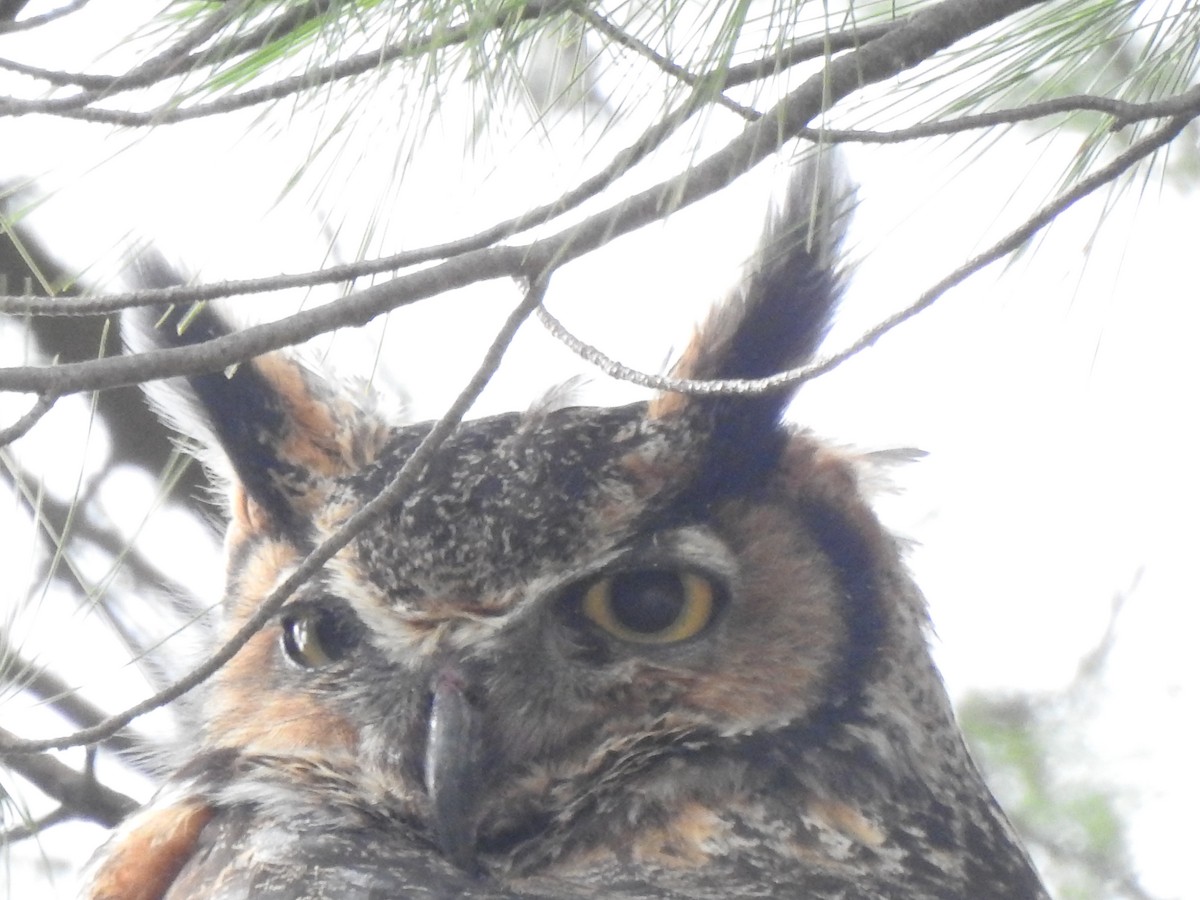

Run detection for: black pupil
[[284, 603, 361, 665], [608, 572, 686, 633]]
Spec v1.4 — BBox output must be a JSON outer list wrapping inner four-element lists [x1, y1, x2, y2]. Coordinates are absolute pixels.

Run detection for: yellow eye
[[578, 571, 719, 645], [281, 602, 362, 668]]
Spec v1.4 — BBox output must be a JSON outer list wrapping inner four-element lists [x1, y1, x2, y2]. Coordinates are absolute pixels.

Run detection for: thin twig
[[0, 247, 525, 394], [5, 79, 1196, 321], [0, 1, 332, 88], [0, 0, 1050, 399], [0, 0, 253, 114], [538, 113, 1189, 396], [3, 79, 1193, 321], [0, 631, 149, 761], [0, 274, 549, 754], [0, 2, 567, 124], [722, 19, 897, 89], [570, 2, 759, 120], [0, 457, 208, 699], [0, 80, 735, 318], [0, 0, 88, 35], [1, 45, 735, 320], [0, 803, 74, 842], [796, 84, 1200, 141], [0, 726, 138, 825], [0, 393, 55, 447]]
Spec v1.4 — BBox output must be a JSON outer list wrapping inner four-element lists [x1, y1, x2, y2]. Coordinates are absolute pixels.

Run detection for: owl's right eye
[[280, 601, 362, 668], [569, 569, 722, 646]]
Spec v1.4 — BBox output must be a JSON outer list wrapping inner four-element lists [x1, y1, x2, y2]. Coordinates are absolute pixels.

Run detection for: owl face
[[204, 396, 867, 868], [84, 165, 1048, 900]]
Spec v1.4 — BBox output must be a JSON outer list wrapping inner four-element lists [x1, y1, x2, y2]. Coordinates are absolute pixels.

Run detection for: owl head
[[84, 162, 1046, 899]]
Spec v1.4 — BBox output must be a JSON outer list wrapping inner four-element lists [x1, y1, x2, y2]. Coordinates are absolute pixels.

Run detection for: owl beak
[[425, 665, 484, 873]]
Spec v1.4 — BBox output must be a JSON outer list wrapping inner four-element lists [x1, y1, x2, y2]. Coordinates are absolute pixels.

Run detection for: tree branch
[[538, 111, 1189, 397], [0, 729, 137, 826], [0, 1, 569, 123], [568, 2, 760, 121], [0, 0, 252, 113], [0, 393, 55, 447], [0, 0, 88, 34], [0, 273, 549, 754], [4, 83, 1194, 323], [0, 803, 74, 843], [0, 634, 148, 762], [0, 0, 1051, 401]]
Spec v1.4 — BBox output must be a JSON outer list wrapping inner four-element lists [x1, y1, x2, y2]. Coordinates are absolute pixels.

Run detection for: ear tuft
[[651, 155, 855, 492], [123, 255, 388, 537], [664, 155, 852, 394]]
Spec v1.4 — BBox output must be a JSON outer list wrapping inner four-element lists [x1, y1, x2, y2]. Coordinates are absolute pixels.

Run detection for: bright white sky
[[2, 2, 1197, 897]]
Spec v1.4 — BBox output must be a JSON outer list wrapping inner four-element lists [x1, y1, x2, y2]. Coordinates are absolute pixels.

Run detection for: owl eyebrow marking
[[640, 526, 739, 582], [536, 526, 737, 590]]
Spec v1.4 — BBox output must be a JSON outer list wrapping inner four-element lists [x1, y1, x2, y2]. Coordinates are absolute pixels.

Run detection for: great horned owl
[[82, 162, 1048, 900]]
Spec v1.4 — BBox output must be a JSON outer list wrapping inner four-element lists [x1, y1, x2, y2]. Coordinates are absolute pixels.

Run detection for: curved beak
[[424, 665, 484, 873]]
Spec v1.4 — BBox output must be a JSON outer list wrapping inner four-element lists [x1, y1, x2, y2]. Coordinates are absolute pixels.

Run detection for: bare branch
[[721, 19, 899, 89], [0, 274, 549, 754], [0, 0, 88, 35], [0, 0, 252, 115], [0, 247, 525, 395], [539, 112, 1188, 396], [0, 0, 1052, 400], [0, 1, 330, 88], [796, 112, 1189, 383], [0, 393, 55, 447], [0, 1, 568, 124], [0, 728, 137, 826], [801, 84, 1200, 143], [569, 2, 760, 120], [0, 633, 149, 762], [0, 453, 210, 693], [0, 0, 32, 24], [0, 803, 74, 843], [0, 66, 722, 318], [4, 84, 1195, 324]]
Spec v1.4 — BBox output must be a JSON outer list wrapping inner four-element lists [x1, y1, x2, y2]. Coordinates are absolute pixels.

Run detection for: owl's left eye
[[280, 601, 362, 668], [574, 570, 720, 645]]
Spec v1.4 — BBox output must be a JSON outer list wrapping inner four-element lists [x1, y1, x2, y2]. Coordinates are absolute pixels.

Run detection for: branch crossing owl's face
[[84, 164, 1048, 900]]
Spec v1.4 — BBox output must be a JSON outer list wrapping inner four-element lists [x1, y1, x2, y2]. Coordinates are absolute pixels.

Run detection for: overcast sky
[[3, 2, 1197, 896]]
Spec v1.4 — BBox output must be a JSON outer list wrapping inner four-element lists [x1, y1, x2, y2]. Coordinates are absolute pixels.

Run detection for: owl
[[81, 162, 1048, 900]]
